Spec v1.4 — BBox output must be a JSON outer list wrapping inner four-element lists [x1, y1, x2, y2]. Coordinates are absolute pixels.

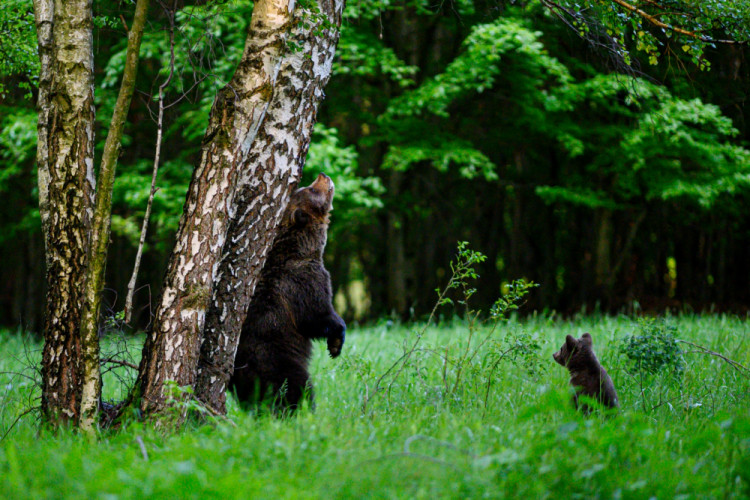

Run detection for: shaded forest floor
[[1, 315, 749, 498]]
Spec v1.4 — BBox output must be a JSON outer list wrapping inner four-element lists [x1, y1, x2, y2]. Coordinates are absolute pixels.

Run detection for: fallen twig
[[135, 435, 149, 461], [101, 357, 139, 370], [0, 406, 38, 442], [677, 339, 749, 374], [360, 452, 458, 470]]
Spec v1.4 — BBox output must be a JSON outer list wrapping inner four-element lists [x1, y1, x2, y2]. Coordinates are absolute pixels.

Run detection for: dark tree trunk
[[386, 171, 408, 317]]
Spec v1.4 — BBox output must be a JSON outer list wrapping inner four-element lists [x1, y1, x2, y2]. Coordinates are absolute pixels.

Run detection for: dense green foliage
[[323, 0, 750, 318], [540, 75, 750, 208], [545, 0, 750, 69], [1, 0, 750, 329], [1, 313, 749, 497], [0, 0, 38, 98]]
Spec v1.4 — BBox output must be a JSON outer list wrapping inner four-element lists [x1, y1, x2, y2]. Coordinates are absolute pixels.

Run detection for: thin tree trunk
[[134, 0, 294, 419], [594, 208, 613, 287], [75, 0, 150, 432], [124, 4, 176, 326], [608, 209, 647, 288], [508, 151, 531, 283], [386, 173, 408, 317], [592, 207, 616, 309], [34, 0, 96, 427], [195, 0, 345, 413]]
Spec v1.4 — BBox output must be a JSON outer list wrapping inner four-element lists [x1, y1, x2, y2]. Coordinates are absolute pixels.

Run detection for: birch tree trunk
[[134, 0, 295, 418], [194, 0, 345, 413], [33, 0, 96, 426], [77, 0, 150, 432]]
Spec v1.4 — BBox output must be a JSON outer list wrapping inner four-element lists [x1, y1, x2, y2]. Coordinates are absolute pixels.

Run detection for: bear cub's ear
[[581, 332, 593, 346], [292, 208, 311, 227], [565, 334, 578, 352]]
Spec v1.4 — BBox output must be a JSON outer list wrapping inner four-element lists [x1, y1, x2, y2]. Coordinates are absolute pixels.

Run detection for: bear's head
[[289, 172, 334, 222], [275, 173, 334, 258], [553, 332, 597, 371]]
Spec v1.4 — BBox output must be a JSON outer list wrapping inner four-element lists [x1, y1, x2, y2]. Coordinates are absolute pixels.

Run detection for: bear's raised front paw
[[325, 314, 346, 358]]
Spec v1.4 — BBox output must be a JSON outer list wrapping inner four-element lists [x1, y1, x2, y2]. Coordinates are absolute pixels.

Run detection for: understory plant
[[358, 242, 543, 415], [618, 317, 748, 415]]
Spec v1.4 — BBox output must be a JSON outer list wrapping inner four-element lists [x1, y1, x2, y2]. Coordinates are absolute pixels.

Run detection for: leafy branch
[[363, 241, 486, 411], [608, 0, 739, 45]]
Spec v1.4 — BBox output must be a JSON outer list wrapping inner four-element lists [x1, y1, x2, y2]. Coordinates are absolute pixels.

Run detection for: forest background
[[1, 0, 749, 333]]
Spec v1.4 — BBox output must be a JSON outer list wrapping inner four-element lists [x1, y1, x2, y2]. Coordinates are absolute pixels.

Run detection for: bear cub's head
[[276, 173, 335, 256], [553, 333, 597, 371]]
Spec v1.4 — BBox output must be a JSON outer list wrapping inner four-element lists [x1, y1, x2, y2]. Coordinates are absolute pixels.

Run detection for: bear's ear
[[581, 332, 593, 346], [565, 334, 578, 351], [292, 208, 310, 226]]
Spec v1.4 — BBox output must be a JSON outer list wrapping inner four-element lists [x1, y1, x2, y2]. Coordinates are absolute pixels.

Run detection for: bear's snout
[[312, 172, 334, 194]]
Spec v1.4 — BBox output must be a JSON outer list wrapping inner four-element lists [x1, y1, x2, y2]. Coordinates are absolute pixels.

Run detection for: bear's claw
[[326, 314, 346, 358]]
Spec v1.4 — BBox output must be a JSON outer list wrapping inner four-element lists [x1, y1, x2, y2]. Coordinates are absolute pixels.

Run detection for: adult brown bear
[[230, 173, 345, 411]]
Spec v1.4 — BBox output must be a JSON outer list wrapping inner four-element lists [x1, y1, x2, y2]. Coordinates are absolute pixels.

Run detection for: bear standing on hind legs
[[230, 173, 346, 411]]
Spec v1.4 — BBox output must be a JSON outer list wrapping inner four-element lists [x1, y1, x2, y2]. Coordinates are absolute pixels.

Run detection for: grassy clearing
[[1, 314, 749, 498]]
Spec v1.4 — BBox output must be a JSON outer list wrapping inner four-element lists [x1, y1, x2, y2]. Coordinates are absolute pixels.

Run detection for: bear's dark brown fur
[[553, 332, 619, 411], [229, 173, 345, 411]]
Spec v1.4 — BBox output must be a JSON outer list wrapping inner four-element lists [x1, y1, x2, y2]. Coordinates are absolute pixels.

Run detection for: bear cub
[[553, 333, 619, 411], [229, 173, 345, 411]]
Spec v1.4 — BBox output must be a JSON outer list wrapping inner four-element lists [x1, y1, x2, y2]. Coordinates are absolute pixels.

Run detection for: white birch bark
[[34, 0, 96, 426], [135, 0, 296, 418]]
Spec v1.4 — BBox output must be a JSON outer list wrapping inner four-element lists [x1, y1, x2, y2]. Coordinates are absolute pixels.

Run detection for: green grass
[[1, 314, 749, 498]]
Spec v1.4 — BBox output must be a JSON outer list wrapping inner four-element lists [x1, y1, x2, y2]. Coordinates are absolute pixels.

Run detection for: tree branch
[[101, 357, 139, 371], [609, 0, 738, 44], [0, 406, 38, 442], [677, 339, 749, 374], [124, 0, 177, 326]]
